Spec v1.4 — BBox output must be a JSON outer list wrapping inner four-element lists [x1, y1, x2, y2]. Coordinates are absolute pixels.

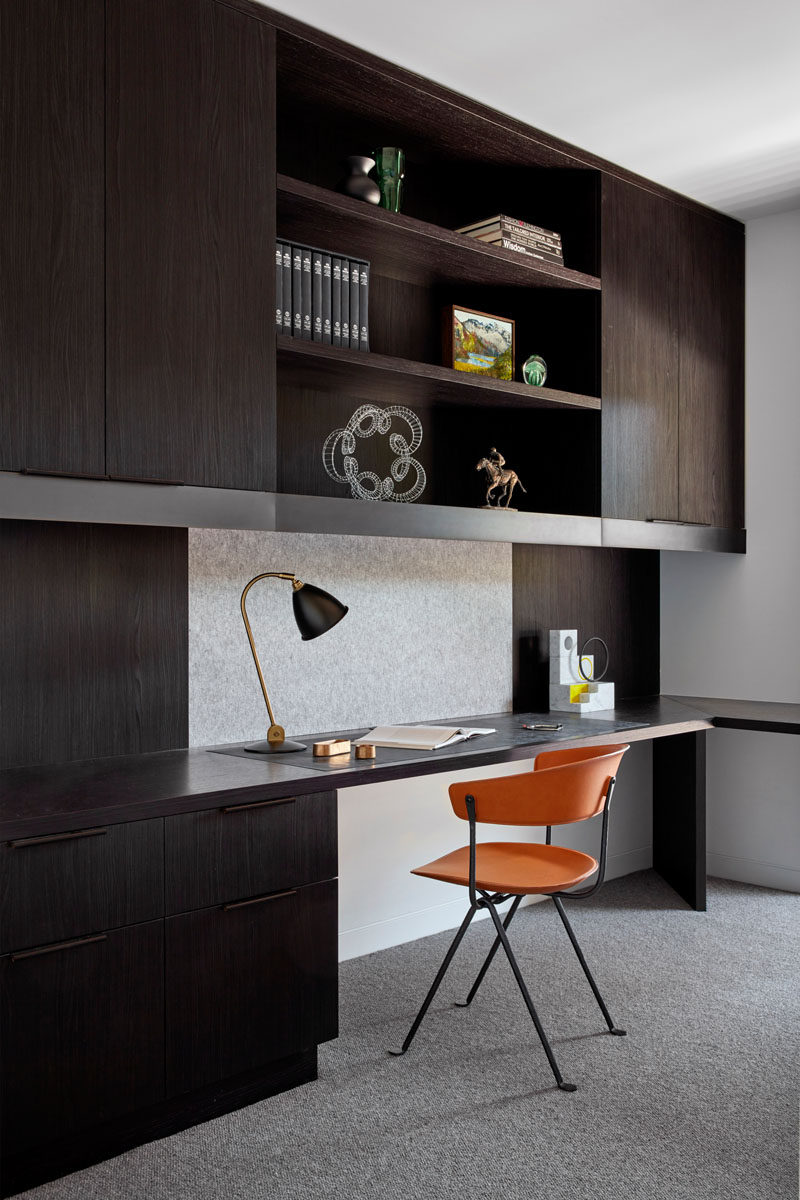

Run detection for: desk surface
[[1, 695, 796, 840], [668, 695, 800, 734]]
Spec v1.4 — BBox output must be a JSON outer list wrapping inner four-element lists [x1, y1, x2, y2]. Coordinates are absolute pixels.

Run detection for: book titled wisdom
[[455, 214, 563, 264]]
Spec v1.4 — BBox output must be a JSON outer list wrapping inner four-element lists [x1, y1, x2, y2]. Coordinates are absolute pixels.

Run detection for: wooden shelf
[[276, 338, 600, 412], [276, 175, 601, 292], [274, 492, 601, 546]]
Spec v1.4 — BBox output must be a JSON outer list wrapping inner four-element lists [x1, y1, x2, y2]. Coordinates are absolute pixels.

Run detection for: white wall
[[661, 207, 800, 892]]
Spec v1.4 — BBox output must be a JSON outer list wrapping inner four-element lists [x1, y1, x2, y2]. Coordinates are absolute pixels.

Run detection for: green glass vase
[[373, 147, 405, 213]]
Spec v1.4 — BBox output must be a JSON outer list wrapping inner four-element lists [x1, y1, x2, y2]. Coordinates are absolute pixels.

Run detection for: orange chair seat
[[412, 841, 598, 895]]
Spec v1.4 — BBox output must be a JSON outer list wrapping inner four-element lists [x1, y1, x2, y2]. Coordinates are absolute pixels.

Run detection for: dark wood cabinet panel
[[0, 819, 163, 954], [165, 791, 336, 913], [601, 175, 680, 521], [0, 921, 164, 1156], [166, 879, 338, 1095], [512, 544, 660, 710], [106, 0, 276, 489], [678, 211, 745, 528], [0, 0, 104, 475], [0, 521, 188, 770]]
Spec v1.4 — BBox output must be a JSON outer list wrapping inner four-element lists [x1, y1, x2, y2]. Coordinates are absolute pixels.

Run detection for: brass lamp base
[[244, 739, 307, 754]]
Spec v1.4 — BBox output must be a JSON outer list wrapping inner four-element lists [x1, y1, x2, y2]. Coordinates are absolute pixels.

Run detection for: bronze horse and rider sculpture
[[476, 448, 527, 509]]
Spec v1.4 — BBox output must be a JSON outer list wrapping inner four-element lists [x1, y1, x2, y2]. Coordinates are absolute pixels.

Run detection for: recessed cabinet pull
[[11, 934, 108, 962], [7, 827, 108, 849], [106, 474, 184, 486], [646, 518, 712, 526], [220, 797, 296, 814], [222, 889, 297, 912]]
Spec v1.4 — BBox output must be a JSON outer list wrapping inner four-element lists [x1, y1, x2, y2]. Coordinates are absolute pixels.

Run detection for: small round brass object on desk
[[355, 743, 376, 759], [312, 738, 352, 757]]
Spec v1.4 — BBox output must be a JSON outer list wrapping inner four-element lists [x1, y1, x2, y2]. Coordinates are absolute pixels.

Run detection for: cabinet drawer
[[0, 920, 164, 1154], [164, 790, 336, 913], [165, 878, 337, 1096], [0, 818, 163, 953]]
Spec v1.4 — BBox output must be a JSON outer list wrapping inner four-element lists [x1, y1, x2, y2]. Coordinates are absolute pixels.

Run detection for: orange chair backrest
[[448, 744, 629, 827]]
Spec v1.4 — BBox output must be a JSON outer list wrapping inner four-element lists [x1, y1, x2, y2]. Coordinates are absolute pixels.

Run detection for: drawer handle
[[7, 827, 108, 849], [223, 889, 297, 912], [10, 934, 108, 962], [220, 797, 296, 814]]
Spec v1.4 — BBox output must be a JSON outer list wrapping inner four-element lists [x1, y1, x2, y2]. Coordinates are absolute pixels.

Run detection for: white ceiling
[[263, 0, 800, 221]]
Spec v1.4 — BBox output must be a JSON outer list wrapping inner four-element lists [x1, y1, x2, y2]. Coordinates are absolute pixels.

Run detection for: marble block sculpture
[[549, 629, 615, 716]]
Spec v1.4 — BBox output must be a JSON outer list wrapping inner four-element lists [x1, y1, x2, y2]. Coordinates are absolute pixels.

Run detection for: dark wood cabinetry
[[0, 819, 163, 953], [106, 0, 277, 489], [166, 879, 337, 1094], [0, 0, 744, 543], [0, 922, 165, 1155], [677, 210, 744, 529], [165, 792, 336, 913], [0, 0, 104, 476], [1, 0, 276, 490], [601, 176, 744, 529], [601, 176, 680, 522], [0, 521, 188, 771], [0, 786, 337, 1195]]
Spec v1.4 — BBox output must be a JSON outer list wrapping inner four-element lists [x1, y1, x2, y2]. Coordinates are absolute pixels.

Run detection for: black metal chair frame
[[389, 776, 624, 1092]]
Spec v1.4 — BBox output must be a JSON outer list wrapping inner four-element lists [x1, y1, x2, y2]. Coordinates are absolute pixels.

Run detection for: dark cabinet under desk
[[166, 879, 338, 1096], [0, 787, 338, 1197], [0, 921, 165, 1157]]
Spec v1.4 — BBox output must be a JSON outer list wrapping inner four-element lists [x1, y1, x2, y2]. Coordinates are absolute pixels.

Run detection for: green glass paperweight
[[373, 147, 405, 212], [522, 354, 547, 386]]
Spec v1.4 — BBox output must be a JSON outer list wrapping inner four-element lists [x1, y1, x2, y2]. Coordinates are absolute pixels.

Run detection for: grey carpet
[[20, 873, 799, 1200]]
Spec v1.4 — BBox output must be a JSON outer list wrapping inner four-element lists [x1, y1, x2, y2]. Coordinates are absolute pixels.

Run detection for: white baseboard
[[338, 895, 543, 961], [707, 852, 800, 893], [605, 845, 652, 879], [338, 845, 654, 961]]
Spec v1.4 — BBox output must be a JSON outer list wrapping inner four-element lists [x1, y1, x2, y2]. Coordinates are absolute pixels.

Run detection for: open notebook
[[353, 725, 496, 751]]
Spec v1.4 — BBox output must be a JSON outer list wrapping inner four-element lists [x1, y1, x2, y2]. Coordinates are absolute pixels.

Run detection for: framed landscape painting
[[444, 305, 515, 380]]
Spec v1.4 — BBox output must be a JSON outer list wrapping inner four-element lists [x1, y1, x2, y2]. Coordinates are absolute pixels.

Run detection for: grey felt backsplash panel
[[188, 529, 512, 746]]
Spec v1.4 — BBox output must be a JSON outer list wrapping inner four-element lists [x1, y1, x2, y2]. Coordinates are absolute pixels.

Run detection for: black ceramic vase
[[337, 155, 381, 205]]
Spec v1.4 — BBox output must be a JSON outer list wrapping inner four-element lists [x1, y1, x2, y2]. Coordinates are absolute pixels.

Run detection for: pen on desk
[[521, 722, 563, 731]]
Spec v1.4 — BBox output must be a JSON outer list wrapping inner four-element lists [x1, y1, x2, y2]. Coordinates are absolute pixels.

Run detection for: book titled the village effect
[[353, 725, 496, 751], [276, 239, 369, 351]]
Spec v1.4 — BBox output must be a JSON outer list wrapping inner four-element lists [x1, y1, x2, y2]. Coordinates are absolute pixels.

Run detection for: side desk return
[[1, 695, 796, 1195]]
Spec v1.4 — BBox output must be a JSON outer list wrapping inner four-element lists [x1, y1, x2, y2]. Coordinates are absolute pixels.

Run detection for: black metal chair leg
[[551, 895, 626, 1035], [389, 904, 478, 1056], [485, 898, 576, 1092], [455, 894, 523, 1008]]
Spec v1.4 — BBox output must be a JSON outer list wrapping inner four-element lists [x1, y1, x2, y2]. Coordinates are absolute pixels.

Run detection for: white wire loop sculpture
[[322, 404, 427, 503]]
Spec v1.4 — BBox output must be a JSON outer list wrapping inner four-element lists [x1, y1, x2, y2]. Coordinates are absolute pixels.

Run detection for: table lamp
[[240, 571, 348, 753]]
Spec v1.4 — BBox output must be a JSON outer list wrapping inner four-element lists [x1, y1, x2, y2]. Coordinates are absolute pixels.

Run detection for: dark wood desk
[[2, 694, 795, 1194]]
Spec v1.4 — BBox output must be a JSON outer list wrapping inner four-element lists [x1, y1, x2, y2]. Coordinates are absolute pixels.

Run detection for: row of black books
[[275, 241, 370, 350], [454, 214, 564, 266]]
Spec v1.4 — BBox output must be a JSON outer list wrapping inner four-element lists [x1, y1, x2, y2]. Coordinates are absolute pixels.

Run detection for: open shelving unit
[[271, 22, 606, 530]]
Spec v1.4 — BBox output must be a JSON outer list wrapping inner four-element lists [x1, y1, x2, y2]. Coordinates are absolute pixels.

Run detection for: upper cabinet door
[[0, 0, 105, 475], [678, 210, 744, 528], [601, 175, 681, 521], [106, 0, 276, 490]]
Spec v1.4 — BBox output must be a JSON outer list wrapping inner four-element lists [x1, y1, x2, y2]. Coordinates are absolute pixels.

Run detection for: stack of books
[[455, 214, 563, 265], [275, 241, 370, 350]]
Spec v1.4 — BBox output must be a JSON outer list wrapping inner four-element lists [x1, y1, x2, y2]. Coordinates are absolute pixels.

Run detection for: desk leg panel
[[653, 731, 706, 911]]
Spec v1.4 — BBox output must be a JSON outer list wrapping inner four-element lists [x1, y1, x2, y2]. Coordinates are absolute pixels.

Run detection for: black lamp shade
[[292, 582, 348, 641]]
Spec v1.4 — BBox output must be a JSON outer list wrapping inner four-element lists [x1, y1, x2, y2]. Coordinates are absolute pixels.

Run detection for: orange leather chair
[[390, 743, 630, 1091]]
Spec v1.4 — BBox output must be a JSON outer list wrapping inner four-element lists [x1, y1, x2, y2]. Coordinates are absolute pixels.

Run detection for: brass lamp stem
[[240, 571, 303, 746]]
